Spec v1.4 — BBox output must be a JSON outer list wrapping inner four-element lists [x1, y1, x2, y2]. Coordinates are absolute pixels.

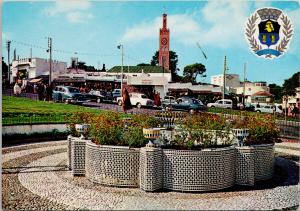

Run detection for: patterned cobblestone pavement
[[2, 141, 299, 210]]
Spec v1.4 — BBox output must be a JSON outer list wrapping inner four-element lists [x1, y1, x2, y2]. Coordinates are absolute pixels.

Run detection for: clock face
[[161, 38, 168, 45]]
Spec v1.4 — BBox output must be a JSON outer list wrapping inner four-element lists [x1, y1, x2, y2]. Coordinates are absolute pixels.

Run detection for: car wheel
[[118, 100, 122, 106], [136, 102, 142, 109], [256, 110, 261, 113], [97, 98, 101, 103], [211, 106, 215, 108], [189, 109, 195, 114]]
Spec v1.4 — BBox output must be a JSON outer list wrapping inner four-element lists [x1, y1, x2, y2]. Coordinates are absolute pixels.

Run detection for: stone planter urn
[[143, 128, 165, 146], [75, 124, 91, 139], [232, 128, 249, 146]]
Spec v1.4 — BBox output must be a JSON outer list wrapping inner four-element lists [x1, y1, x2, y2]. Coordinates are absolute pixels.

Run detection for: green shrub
[[122, 126, 148, 148]]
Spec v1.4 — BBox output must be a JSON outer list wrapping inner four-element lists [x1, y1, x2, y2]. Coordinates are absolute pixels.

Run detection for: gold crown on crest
[[257, 8, 282, 21]]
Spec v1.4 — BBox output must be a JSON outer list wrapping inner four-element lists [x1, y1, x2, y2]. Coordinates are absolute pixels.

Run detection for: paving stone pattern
[[2, 141, 300, 210]]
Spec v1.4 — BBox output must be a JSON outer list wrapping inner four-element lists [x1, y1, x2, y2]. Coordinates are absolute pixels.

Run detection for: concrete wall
[[71, 140, 274, 192], [2, 124, 68, 135]]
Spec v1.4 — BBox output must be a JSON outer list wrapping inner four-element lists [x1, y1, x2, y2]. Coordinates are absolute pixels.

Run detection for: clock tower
[[159, 13, 169, 70]]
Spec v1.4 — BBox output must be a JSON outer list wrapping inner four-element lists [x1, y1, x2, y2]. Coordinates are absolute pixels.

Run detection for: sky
[[2, 0, 300, 85]]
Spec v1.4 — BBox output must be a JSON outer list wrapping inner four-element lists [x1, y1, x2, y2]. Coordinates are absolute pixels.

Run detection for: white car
[[117, 92, 154, 108], [207, 99, 233, 109], [253, 104, 283, 114]]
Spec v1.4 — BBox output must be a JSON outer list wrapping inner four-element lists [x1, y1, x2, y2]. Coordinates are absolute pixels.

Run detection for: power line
[[7, 39, 146, 65]]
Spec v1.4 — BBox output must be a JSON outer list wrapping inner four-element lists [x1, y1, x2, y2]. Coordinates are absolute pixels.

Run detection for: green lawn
[[2, 96, 103, 125], [2, 96, 102, 114]]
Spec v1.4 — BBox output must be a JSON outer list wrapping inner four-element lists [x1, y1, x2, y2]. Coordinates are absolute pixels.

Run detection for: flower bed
[[162, 147, 236, 191], [252, 144, 274, 181], [85, 141, 140, 187], [68, 111, 277, 191]]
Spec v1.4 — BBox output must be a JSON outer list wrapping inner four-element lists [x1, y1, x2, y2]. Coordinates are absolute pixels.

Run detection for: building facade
[[11, 57, 67, 82], [235, 81, 272, 104], [210, 74, 241, 88]]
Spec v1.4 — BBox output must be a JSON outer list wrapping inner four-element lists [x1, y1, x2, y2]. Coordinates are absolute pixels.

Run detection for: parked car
[[86, 90, 105, 103], [117, 92, 154, 108], [163, 96, 207, 114], [253, 104, 283, 114], [207, 99, 233, 109], [52, 86, 88, 104], [112, 89, 121, 102], [162, 95, 176, 105]]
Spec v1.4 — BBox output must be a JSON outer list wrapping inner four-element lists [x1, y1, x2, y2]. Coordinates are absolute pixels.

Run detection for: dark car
[[52, 86, 88, 104], [86, 90, 105, 103], [163, 96, 207, 114], [112, 89, 121, 102]]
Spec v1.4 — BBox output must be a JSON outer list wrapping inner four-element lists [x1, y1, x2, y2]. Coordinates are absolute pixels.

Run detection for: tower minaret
[[159, 13, 170, 70]]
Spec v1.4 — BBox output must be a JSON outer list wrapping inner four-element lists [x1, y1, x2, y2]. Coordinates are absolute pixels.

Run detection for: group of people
[[121, 88, 162, 113], [13, 82, 53, 101]]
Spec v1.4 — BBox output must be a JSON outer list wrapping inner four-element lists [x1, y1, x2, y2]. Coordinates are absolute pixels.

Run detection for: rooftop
[[108, 66, 170, 73]]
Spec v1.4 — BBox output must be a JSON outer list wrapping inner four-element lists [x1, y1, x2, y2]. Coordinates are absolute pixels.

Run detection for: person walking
[[122, 88, 132, 113]]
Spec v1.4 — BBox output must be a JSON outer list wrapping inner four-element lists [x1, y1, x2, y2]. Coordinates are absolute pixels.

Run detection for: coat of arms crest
[[245, 8, 293, 59]]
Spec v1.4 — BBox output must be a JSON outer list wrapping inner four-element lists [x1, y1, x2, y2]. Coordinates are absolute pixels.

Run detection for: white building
[[234, 81, 272, 104], [283, 87, 300, 110], [211, 74, 241, 88], [11, 57, 67, 82], [107, 66, 172, 98]]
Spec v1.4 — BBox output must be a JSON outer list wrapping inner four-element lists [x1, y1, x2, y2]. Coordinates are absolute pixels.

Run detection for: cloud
[[287, 7, 300, 58], [121, 1, 250, 48], [44, 0, 93, 24], [121, 14, 201, 45], [66, 12, 93, 23]]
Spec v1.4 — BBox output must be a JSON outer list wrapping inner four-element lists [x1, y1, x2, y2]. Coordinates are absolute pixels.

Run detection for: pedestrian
[[291, 106, 298, 117], [13, 83, 21, 95], [122, 88, 132, 113]]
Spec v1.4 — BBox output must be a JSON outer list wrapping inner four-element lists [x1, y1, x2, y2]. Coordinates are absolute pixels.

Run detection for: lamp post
[[6, 40, 11, 84], [243, 62, 246, 106], [222, 56, 228, 100], [117, 44, 124, 93]]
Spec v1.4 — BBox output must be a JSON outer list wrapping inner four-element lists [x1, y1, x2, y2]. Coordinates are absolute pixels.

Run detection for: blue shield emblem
[[258, 19, 280, 47]]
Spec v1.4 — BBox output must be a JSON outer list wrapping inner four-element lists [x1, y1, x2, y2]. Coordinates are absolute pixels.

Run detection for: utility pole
[[117, 44, 124, 93], [6, 40, 11, 84], [47, 37, 52, 85], [243, 63, 247, 106], [222, 56, 228, 99]]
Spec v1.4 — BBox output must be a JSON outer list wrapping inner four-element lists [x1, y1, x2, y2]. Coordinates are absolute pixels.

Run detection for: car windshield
[[192, 99, 200, 104], [68, 88, 80, 93]]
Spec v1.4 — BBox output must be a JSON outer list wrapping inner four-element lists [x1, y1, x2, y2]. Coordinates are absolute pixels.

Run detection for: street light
[[117, 44, 124, 93]]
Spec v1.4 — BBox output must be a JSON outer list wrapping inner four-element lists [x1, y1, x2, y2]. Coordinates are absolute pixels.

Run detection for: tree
[[268, 83, 282, 102], [282, 72, 299, 116], [2, 57, 9, 87], [282, 72, 299, 97], [182, 63, 206, 83], [2, 57, 8, 80], [150, 51, 182, 82], [76, 61, 97, 72]]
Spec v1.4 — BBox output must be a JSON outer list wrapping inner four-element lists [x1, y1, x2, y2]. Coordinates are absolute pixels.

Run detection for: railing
[[276, 120, 300, 140], [212, 112, 300, 140], [2, 113, 70, 126], [3, 89, 39, 101]]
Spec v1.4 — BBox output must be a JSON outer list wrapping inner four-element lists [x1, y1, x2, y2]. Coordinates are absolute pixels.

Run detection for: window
[[68, 88, 80, 93], [218, 101, 223, 104], [141, 95, 147, 99], [225, 101, 232, 104]]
